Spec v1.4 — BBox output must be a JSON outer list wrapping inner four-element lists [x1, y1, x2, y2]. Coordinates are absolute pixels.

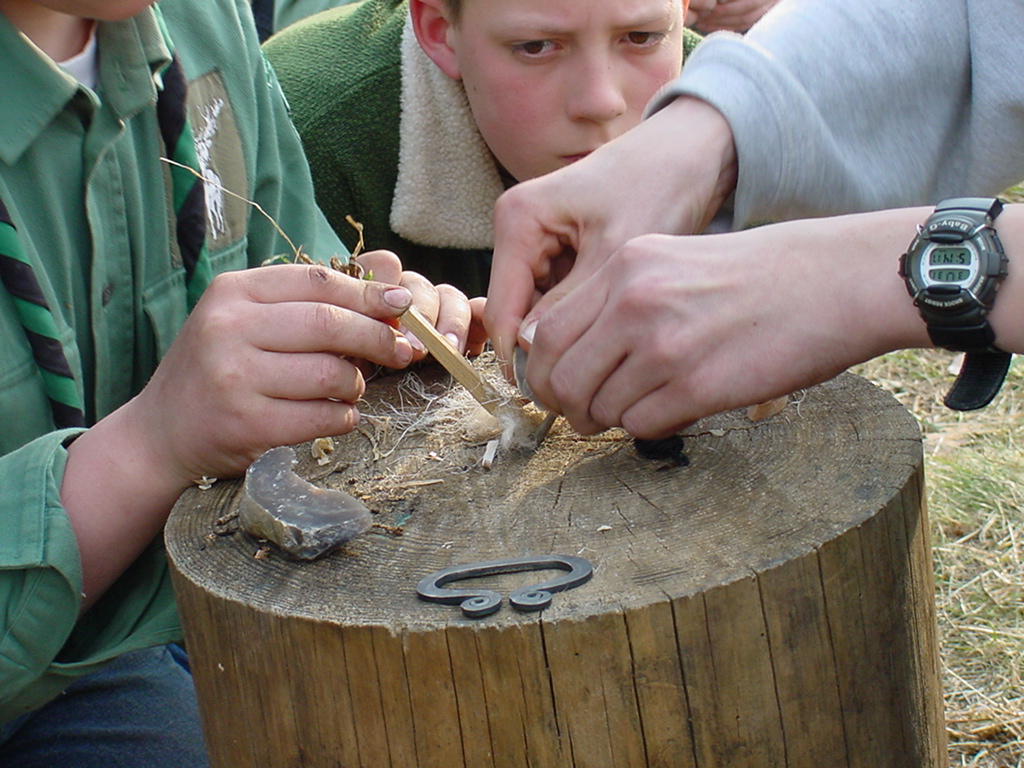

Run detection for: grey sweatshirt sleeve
[[650, 0, 1024, 228]]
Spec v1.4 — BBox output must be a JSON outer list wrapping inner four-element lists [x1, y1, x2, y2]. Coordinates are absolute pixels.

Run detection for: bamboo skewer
[[400, 305, 507, 417]]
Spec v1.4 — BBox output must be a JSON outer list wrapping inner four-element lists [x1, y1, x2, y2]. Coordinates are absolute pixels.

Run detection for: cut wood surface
[[166, 368, 946, 768]]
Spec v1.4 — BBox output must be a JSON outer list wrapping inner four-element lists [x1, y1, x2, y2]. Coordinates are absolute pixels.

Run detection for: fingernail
[[395, 337, 415, 365], [444, 333, 461, 351], [405, 331, 426, 353], [519, 319, 538, 348], [384, 287, 412, 309]]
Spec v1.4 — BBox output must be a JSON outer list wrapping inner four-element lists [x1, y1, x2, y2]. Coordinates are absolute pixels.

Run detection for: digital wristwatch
[[899, 197, 1011, 410]]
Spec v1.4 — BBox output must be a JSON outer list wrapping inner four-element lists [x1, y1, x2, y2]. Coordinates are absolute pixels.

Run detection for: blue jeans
[[0, 645, 209, 767]]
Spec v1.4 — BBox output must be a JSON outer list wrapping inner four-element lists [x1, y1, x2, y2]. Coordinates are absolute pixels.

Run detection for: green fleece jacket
[[265, 0, 702, 297]]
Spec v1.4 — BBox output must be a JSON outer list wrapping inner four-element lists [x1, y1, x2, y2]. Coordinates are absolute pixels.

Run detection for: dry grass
[[853, 350, 1024, 767]]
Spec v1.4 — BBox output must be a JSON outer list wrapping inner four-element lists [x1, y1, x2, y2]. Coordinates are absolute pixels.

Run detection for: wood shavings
[[311, 436, 335, 466], [481, 439, 499, 469], [195, 476, 217, 490], [747, 395, 789, 422], [395, 479, 445, 488]]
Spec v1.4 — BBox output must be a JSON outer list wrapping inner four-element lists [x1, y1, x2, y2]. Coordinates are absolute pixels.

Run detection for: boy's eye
[[513, 40, 556, 56], [625, 31, 666, 46]]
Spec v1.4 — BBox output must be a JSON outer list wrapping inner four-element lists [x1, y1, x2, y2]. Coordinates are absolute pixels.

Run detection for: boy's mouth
[[561, 151, 593, 165]]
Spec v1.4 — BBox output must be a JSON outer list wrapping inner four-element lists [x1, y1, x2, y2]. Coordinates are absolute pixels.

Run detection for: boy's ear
[[410, 0, 462, 80]]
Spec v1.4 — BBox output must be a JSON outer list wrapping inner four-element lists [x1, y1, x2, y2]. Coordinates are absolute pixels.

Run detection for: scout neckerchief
[[0, 15, 212, 429]]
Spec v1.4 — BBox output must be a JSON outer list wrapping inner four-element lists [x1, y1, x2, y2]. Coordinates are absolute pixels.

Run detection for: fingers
[[224, 262, 427, 367], [390, 271, 476, 358], [514, 257, 600, 352], [519, 274, 610, 429], [350, 255, 477, 359], [247, 350, 367, 403], [619, 384, 698, 439], [396, 270, 439, 359], [518, 235, 705, 436], [486, 182, 579, 374], [250, 398, 362, 451], [431, 283, 473, 352], [234, 263, 413, 322], [465, 297, 489, 357], [354, 250, 402, 285], [584, 336, 692, 436], [400, 269, 439, 317], [224, 300, 411, 367]]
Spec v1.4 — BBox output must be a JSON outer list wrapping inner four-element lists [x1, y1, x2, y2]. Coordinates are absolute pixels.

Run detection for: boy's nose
[[566, 58, 628, 124]]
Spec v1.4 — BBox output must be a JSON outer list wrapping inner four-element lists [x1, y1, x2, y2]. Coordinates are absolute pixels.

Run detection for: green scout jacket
[[0, 0, 344, 721]]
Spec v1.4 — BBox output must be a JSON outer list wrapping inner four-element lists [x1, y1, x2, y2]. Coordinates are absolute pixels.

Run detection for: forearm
[[60, 401, 191, 612], [641, 96, 738, 236]]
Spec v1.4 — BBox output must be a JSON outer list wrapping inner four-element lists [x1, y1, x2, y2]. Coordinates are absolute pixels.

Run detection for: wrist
[[62, 400, 194, 530], [799, 209, 932, 363], [653, 97, 738, 232], [61, 402, 194, 608]]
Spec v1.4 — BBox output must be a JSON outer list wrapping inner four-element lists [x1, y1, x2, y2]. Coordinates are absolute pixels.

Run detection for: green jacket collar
[[0, 8, 170, 166]]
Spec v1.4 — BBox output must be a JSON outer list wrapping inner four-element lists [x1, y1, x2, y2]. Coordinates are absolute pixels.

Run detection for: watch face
[[924, 243, 977, 287], [902, 199, 1008, 351], [906, 221, 1006, 313]]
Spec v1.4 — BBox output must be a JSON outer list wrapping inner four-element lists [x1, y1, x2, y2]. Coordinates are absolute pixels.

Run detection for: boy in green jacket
[[265, 0, 700, 297], [0, 0, 473, 763]]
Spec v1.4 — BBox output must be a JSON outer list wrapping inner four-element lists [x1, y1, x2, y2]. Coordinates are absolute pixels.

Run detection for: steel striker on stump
[[165, 368, 946, 768]]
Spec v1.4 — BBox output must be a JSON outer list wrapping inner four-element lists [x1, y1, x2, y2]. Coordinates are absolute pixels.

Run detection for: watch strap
[[944, 350, 1013, 411], [934, 196, 1003, 219], [926, 319, 997, 353]]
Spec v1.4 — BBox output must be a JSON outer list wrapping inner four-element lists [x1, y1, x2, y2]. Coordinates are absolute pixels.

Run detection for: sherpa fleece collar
[[391, 15, 505, 249]]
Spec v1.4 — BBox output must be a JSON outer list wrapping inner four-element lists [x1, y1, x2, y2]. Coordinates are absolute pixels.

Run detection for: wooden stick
[[401, 305, 506, 416]]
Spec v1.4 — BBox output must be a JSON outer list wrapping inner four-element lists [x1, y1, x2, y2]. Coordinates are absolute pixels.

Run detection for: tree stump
[[165, 368, 946, 768]]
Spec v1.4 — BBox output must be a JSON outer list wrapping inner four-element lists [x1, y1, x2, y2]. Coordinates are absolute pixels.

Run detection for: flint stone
[[239, 445, 372, 559]]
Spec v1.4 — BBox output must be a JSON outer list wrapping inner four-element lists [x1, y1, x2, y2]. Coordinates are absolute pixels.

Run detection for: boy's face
[[443, 0, 685, 182]]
